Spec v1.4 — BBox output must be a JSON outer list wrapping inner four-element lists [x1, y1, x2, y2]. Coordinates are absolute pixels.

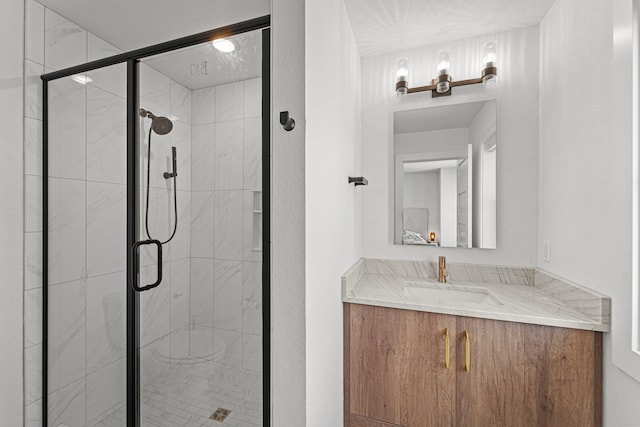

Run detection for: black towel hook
[[280, 111, 295, 131]]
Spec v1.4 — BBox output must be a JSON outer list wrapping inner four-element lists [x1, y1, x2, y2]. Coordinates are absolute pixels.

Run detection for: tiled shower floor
[[91, 358, 262, 427]]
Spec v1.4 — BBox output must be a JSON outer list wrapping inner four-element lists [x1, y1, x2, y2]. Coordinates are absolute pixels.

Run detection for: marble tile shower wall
[[22, 1, 193, 424], [189, 78, 263, 374], [137, 57, 193, 399]]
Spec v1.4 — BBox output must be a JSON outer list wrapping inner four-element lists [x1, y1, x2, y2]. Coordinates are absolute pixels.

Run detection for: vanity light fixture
[[395, 41, 498, 97]]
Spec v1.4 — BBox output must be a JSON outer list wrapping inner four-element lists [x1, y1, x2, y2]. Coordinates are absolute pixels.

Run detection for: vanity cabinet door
[[455, 317, 527, 427], [346, 305, 603, 427], [524, 324, 603, 427], [347, 304, 456, 427]]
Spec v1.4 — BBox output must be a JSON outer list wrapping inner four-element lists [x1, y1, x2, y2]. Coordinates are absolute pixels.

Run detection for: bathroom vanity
[[342, 259, 609, 427]]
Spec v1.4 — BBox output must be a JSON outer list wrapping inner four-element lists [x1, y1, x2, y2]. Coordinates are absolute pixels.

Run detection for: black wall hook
[[280, 111, 295, 131], [348, 176, 368, 186]]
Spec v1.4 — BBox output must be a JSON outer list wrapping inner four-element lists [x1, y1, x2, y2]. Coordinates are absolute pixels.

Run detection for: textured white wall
[[539, 0, 640, 425], [361, 26, 539, 265], [305, 0, 362, 425], [0, 0, 24, 424]]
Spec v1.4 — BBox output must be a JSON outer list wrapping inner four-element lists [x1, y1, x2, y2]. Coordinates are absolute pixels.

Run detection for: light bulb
[[435, 50, 451, 93], [481, 41, 497, 68], [481, 41, 497, 84], [436, 50, 450, 75], [396, 57, 409, 95], [212, 38, 235, 53]]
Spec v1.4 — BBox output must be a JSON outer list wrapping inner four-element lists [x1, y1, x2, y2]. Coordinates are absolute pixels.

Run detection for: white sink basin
[[404, 281, 503, 306]]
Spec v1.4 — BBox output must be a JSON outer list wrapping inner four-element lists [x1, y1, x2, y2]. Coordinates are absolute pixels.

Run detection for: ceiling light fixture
[[212, 38, 235, 53], [396, 41, 498, 97], [71, 74, 92, 85]]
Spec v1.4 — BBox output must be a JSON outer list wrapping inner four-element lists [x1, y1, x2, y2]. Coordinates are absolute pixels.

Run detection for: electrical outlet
[[543, 240, 551, 263]]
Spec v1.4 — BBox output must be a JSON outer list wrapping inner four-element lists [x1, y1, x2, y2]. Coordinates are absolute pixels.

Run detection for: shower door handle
[[131, 239, 163, 292]]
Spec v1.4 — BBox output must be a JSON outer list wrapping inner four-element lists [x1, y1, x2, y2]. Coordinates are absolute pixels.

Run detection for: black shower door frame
[[41, 16, 271, 427]]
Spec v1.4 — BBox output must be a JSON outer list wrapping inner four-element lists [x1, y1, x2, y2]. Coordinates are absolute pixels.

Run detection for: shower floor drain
[[210, 408, 232, 422]]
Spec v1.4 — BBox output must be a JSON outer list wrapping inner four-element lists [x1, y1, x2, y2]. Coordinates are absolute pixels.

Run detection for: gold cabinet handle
[[444, 328, 450, 368], [464, 330, 470, 372]]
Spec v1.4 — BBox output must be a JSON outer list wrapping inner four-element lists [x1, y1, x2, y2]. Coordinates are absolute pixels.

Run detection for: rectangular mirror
[[393, 100, 497, 249]]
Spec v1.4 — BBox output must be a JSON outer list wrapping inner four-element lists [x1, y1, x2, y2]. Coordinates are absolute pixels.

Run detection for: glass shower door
[[43, 20, 268, 427], [45, 62, 128, 425], [135, 29, 264, 426]]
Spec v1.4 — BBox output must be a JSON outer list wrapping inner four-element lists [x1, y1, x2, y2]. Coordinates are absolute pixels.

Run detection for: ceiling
[[394, 101, 486, 134], [36, 0, 269, 52], [37, 0, 268, 88], [142, 31, 262, 90], [344, 0, 555, 57], [404, 159, 459, 173]]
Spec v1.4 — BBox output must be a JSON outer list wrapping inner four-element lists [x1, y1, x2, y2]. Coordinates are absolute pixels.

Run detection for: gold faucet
[[438, 256, 448, 283]]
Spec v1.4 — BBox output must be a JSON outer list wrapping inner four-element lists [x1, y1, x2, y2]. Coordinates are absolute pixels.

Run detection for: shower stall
[[41, 17, 270, 426]]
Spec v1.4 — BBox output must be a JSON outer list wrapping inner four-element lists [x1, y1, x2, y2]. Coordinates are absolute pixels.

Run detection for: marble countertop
[[342, 258, 610, 332]]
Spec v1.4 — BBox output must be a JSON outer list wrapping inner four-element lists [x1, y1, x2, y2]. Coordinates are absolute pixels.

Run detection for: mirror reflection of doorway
[[393, 99, 497, 249]]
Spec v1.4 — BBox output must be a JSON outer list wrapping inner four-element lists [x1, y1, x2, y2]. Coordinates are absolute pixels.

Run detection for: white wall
[[403, 171, 440, 239], [456, 151, 471, 248], [361, 26, 539, 265], [271, 0, 307, 424], [404, 171, 440, 238], [394, 128, 469, 155], [469, 101, 497, 247], [403, 171, 438, 210], [440, 167, 458, 247], [0, 0, 24, 424], [305, 0, 362, 424], [538, 0, 640, 425]]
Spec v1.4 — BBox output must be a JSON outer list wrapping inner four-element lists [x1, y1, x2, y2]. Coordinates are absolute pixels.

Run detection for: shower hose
[[144, 127, 178, 244]]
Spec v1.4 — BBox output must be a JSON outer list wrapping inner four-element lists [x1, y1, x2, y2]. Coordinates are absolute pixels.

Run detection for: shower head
[[151, 116, 173, 135], [139, 108, 173, 135]]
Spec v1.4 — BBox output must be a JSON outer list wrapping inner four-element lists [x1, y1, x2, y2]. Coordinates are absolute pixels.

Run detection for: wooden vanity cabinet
[[523, 323, 603, 427], [455, 317, 527, 427], [345, 304, 457, 427], [344, 303, 603, 427]]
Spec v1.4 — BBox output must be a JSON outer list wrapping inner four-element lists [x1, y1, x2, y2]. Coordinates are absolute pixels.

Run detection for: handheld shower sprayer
[[163, 147, 177, 179]]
